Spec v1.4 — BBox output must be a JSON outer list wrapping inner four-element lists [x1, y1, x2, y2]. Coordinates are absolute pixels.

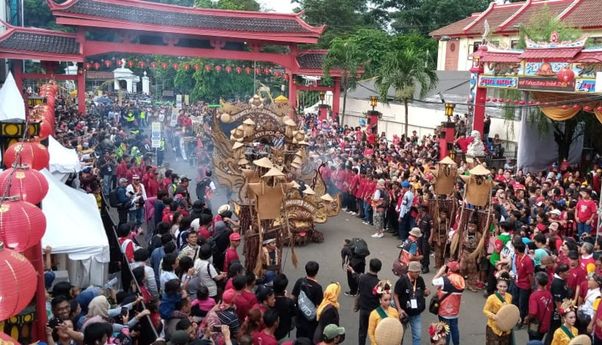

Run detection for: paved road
[[163, 151, 529, 345]]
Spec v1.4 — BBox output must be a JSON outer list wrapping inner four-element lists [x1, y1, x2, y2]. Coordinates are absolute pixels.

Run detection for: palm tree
[[375, 49, 438, 137]]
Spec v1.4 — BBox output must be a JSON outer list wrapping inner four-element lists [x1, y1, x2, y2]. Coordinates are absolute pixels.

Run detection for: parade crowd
[[41, 92, 602, 345]]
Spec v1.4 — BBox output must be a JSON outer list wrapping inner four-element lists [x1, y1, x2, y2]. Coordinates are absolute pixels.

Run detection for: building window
[[511, 40, 520, 49]]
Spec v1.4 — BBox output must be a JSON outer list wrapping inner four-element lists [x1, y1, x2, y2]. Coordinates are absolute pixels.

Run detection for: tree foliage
[[518, 5, 582, 48], [194, 0, 260, 10]]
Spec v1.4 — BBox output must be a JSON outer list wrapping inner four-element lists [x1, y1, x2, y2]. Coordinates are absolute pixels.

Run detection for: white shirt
[[579, 288, 601, 317], [126, 183, 147, 210]]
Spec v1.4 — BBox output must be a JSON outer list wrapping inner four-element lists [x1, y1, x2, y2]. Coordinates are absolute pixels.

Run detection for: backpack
[[297, 281, 317, 321], [108, 188, 121, 207], [349, 238, 370, 258], [378, 189, 389, 209]]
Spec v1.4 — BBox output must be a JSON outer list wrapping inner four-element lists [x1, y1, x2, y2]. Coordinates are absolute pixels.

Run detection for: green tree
[[379, 0, 489, 35], [375, 49, 437, 136], [150, 0, 196, 5], [195, 0, 260, 10]]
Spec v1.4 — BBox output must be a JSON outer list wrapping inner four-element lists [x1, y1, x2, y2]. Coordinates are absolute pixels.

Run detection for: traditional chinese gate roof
[[0, 25, 83, 62], [48, 0, 324, 44]]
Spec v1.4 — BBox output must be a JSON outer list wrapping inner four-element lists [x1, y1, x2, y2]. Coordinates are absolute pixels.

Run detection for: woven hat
[[374, 317, 403, 345], [408, 261, 422, 272], [283, 118, 296, 126], [320, 193, 334, 202], [238, 158, 249, 165], [470, 164, 491, 176], [217, 204, 231, 215], [262, 167, 285, 178], [495, 304, 520, 332], [290, 180, 301, 189], [409, 227, 422, 238], [302, 185, 316, 195], [253, 157, 273, 168], [568, 335, 592, 345], [242, 118, 255, 125], [232, 142, 244, 150], [438, 157, 456, 165]]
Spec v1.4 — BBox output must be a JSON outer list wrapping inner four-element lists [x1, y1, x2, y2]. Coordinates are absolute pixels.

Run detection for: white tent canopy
[[41, 169, 109, 286], [0, 72, 25, 121], [48, 135, 81, 181]]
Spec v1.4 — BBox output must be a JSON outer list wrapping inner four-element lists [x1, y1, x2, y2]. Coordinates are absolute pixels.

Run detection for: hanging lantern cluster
[[83, 59, 285, 78], [28, 82, 58, 140], [0, 242, 38, 321]]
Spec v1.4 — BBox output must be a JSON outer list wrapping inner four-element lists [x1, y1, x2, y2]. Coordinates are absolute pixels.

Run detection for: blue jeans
[[129, 208, 143, 225], [577, 222, 592, 237], [439, 316, 460, 345], [363, 203, 373, 225], [102, 174, 112, 196], [398, 213, 411, 240], [405, 314, 421, 345], [511, 283, 530, 320]]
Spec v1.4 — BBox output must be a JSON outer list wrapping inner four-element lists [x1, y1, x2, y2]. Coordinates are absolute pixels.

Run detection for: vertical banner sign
[[176, 94, 183, 109], [151, 122, 162, 148], [184, 95, 190, 106]]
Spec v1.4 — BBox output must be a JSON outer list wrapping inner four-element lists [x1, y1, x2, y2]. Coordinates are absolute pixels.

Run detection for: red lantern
[[215, 65, 222, 72], [561, 104, 569, 110], [38, 119, 54, 140], [486, 98, 491, 102], [513, 100, 520, 105], [597, 106, 602, 113], [557, 67, 575, 84], [172, 63, 179, 70], [236, 66, 242, 74], [161, 62, 168, 70], [505, 99, 511, 103], [193, 64, 200, 71], [84, 62, 91, 70], [572, 104, 581, 110], [183, 63, 190, 71], [127, 60, 133, 68], [284, 74, 289, 80], [492, 98, 497, 103], [225, 66, 232, 73], [519, 100, 525, 105], [3, 141, 50, 171], [245, 67, 251, 75], [255, 68, 261, 75], [264, 67, 271, 75], [274, 71, 281, 78], [138, 61, 145, 69], [0, 166, 48, 205], [0, 199, 46, 252], [0, 242, 37, 320], [93, 62, 100, 70], [584, 105, 593, 112], [104, 60, 111, 68], [150, 62, 157, 69], [205, 64, 212, 72]]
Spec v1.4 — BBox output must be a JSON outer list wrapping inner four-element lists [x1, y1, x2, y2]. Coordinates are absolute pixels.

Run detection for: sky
[[257, 0, 296, 13]]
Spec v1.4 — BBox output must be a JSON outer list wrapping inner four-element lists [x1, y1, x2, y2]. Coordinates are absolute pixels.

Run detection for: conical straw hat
[[253, 157, 273, 168], [243, 118, 255, 125], [320, 193, 334, 202], [283, 118, 296, 126], [262, 167, 284, 178], [439, 156, 456, 165], [290, 181, 300, 189], [470, 164, 491, 176], [232, 142, 244, 150], [297, 140, 309, 146], [238, 158, 249, 165], [302, 185, 315, 195], [375, 317, 404, 345], [292, 156, 303, 165]]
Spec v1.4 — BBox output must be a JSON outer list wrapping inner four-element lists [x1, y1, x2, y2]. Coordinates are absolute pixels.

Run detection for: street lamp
[[319, 91, 325, 105], [444, 103, 455, 122], [370, 96, 378, 111]]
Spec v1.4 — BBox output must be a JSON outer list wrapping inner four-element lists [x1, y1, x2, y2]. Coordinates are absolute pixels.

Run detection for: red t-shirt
[[580, 255, 596, 273], [567, 266, 586, 295], [223, 247, 239, 272], [252, 330, 278, 345], [515, 254, 534, 289], [528, 289, 553, 333], [576, 199, 597, 223], [456, 137, 473, 152]]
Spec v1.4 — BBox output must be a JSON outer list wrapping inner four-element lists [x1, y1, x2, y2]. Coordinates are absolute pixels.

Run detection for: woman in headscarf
[[313, 282, 341, 344], [82, 296, 150, 333]]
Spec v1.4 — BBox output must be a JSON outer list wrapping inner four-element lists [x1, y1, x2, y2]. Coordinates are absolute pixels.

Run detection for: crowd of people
[[39, 89, 602, 345]]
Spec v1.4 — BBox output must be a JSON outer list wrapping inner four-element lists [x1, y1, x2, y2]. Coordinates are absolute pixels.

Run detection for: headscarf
[[86, 295, 110, 319], [316, 282, 340, 320]]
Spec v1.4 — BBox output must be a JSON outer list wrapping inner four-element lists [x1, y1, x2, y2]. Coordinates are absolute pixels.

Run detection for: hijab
[[316, 282, 340, 320], [87, 295, 110, 319]]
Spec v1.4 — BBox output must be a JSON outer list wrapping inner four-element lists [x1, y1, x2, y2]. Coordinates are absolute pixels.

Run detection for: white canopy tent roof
[[48, 135, 81, 174], [0, 72, 25, 121], [41, 169, 109, 262]]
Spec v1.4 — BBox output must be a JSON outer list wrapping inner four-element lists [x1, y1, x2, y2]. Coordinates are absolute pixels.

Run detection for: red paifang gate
[[0, 0, 344, 115]]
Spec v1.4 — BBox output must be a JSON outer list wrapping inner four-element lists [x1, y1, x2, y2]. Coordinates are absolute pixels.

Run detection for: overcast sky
[[258, 0, 296, 13]]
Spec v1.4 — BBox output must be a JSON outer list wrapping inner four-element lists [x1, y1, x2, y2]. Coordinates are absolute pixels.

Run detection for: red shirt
[[198, 226, 211, 241], [528, 289, 553, 333], [567, 266, 586, 295], [576, 199, 597, 223], [580, 255, 595, 273], [515, 254, 534, 289], [252, 330, 278, 345], [223, 247, 239, 272], [456, 137, 473, 153]]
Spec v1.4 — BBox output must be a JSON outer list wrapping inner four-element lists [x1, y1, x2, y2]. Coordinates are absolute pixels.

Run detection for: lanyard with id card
[[408, 278, 418, 309]]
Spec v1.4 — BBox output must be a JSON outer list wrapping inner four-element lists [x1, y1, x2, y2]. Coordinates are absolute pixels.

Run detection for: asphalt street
[[165, 151, 530, 345]]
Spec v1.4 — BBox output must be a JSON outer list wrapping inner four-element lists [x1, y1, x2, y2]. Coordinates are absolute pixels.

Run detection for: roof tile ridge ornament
[[556, 0, 583, 20], [497, 0, 532, 32], [462, 1, 496, 33]]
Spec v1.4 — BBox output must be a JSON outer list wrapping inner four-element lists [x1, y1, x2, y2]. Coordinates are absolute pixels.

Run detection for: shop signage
[[517, 77, 575, 91], [575, 79, 596, 93], [478, 76, 518, 88], [151, 122, 162, 148]]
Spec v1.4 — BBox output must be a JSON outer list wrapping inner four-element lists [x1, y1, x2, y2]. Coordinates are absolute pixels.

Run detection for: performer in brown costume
[[430, 209, 450, 269], [459, 216, 481, 292]]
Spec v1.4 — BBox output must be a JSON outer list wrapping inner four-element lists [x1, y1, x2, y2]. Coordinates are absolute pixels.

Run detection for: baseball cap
[[323, 324, 345, 340], [408, 261, 422, 272], [229, 233, 241, 241], [222, 289, 237, 305], [401, 180, 410, 188]]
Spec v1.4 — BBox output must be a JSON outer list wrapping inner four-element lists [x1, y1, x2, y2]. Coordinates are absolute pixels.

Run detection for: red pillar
[[332, 78, 341, 120], [13, 61, 24, 93], [77, 66, 86, 115], [25, 243, 47, 342], [471, 48, 486, 137], [288, 73, 297, 113], [439, 121, 456, 160]]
